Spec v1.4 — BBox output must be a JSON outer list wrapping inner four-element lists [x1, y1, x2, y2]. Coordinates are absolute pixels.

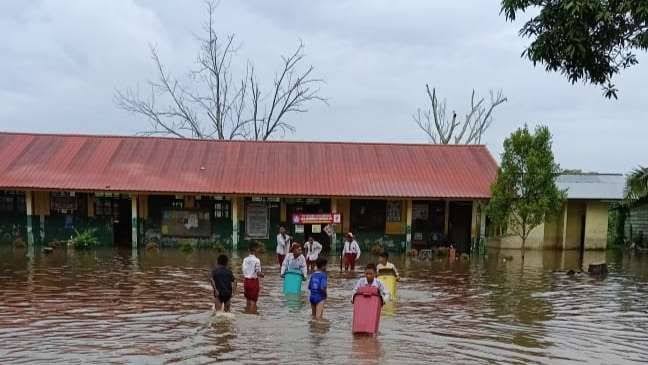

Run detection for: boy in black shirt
[[210, 254, 236, 312]]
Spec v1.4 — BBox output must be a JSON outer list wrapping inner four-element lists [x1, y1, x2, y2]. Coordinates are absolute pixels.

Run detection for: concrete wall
[[495, 223, 546, 250], [583, 201, 609, 250], [564, 202, 586, 250], [543, 213, 562, 250], [489, 200, 611, 251]]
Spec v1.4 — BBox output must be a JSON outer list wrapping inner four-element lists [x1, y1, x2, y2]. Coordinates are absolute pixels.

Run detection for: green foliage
[[68, 228, 99, 249], [487, 125, 566, 252], [179, 242, 194, 253], [626, 166, 648, 202], [501, 0, 648, 99]]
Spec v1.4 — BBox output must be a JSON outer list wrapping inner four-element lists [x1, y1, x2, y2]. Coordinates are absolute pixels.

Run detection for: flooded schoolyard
[[1, 247, 647, 365]]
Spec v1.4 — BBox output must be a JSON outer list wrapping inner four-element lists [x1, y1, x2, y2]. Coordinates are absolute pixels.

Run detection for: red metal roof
[[0, 132, 498, 199]]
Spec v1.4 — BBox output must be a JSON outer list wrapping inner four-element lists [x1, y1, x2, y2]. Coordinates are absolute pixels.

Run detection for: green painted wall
[[0, 212, 27, 244]]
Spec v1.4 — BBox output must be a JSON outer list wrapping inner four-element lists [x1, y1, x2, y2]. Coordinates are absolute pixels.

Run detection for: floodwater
[[1, 247, 648, 365]]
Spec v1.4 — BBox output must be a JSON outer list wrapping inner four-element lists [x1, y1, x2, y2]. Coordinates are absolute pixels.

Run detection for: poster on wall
[[386, 201, 402, 222], [161, 209, 211, 237], [413, 204, 429, 220], [245, 202, 269, 239]]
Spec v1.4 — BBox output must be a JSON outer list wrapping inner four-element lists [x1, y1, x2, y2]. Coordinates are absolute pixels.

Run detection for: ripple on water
[[1, 247, 648, 364]]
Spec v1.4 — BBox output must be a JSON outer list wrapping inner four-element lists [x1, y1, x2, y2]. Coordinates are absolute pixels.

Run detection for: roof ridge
[[0, 131, 488, 148]]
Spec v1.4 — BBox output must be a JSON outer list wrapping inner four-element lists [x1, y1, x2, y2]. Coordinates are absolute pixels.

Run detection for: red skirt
[[244, 278, 260, 301]]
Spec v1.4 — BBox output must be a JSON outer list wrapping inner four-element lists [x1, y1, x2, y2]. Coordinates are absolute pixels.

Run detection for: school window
[[214, 201, 230, 219], [95, 197, 118, 217], [351, 199, 387, 233], [50, 192, 79, 214], [0, 191, 25, 213]]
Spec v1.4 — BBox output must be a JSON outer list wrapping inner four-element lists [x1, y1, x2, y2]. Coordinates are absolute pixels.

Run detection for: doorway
[[112, 198, 132, 246], [448, 201, 472, 253]]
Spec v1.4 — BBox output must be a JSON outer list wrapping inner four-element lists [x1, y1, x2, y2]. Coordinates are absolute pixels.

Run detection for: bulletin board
[[161, 209, 212, 237]]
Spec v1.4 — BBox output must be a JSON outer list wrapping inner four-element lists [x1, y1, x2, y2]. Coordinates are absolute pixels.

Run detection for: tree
[[487, 125, 566, 260], [501, 0, 648, 99], [115, 0, 325, 140], [626, 166, 648, 201], [413, 85, 507, 144]]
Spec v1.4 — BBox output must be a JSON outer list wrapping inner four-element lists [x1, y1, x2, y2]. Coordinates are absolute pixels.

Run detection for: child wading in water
[[376, 252, 400, 281], [308, 258, 328, 320], [352, 263, 387, 304], [242, 243, 264, 314], [210, 254, 235, 312]]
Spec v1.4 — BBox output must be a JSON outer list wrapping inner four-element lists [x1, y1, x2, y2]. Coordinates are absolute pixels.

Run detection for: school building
[[489, 173, 626, 250], [0, 132, 500, 253]]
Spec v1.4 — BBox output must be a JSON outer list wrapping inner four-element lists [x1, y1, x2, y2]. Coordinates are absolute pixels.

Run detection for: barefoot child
[[210, 254, 235, 312], [376, 252, 400, 281], [308, 258, 328, 320], [242, 243, 264, 314], [352, 263, 387, 304]]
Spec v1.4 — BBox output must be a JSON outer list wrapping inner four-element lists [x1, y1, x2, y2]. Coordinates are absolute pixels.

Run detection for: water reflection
[[0, 246, 647, 364], [351, 335, 383, 365]]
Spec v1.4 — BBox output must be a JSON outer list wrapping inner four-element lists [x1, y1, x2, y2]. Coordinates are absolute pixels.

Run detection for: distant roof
[[557, 173, 626, 200], [0, 132, 498, 199]]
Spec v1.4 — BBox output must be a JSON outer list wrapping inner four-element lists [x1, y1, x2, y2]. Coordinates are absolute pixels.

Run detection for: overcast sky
[[0, 0, 645, 173]]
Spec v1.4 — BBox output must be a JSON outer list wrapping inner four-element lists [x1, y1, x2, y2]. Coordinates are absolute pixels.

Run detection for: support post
[[331, 198, 338, 254], [406, 199, 413, 251], [40, 215, 45, 244], [561, 203, 568, 250], [232, 197, 239, 251], [131, 195, 138, 249], [444, 200, 450, 236], [479, 201, 487, 239], [25, 191, 34, 247]]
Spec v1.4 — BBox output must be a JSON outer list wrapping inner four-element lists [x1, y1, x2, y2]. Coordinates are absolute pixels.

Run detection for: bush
[[68, 228, 99, 249], [179, 241, 194, 253]]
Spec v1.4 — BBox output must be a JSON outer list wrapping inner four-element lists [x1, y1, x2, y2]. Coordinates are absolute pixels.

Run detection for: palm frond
[[626, 166, 648, 201]]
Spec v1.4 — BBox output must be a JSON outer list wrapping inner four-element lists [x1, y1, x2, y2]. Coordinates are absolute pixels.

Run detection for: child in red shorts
[[242, 243, 264, 314]]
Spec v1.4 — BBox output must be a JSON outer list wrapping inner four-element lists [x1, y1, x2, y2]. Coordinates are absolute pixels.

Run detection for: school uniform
[[242, 255, 262, 301], [352, 277, 387, 303], [376, 262, 400, 279], [276, 234, 290, 266], [281, 254, 307, 277], [342, 240, 361, 271], [304, 240, 323, 265]]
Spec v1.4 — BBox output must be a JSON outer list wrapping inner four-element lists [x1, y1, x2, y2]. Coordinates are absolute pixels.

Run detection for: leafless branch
[[115, 0, 324, 141], [413, 85, 507, 144]]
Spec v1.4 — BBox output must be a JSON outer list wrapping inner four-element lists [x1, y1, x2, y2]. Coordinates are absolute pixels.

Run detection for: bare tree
[[115, 0, 325, 140], [413, 85, 507, 144]]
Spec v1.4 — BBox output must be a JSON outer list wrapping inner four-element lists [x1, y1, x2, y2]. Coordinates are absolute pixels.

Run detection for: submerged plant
[[68, 228, 99, 249]]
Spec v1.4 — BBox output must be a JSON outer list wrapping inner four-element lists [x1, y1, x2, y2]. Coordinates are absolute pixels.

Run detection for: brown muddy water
[[1, 247, 647, 365]]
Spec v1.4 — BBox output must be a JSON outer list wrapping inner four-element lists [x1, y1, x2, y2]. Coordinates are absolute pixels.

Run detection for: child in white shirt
[[242, 243, 264, 314]]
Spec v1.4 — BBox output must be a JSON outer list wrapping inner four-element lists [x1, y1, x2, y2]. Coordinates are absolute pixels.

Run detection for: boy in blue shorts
[[308, 258, 328, 320]]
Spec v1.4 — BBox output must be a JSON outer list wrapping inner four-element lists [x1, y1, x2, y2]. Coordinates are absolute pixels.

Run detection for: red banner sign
[[292, 213, 341, 224]]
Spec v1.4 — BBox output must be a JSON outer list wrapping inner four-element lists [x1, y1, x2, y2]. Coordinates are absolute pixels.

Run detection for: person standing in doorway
[[276, 226, 291, 267], [342, 233, 361, 272]]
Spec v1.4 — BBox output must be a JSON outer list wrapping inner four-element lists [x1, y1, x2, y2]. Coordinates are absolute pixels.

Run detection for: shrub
[[68, 228, 99, 249]]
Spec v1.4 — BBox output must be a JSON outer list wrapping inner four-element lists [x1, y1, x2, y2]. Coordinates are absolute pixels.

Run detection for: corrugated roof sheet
[[557, 174, 626, 200], [0, 132, 498, 199]]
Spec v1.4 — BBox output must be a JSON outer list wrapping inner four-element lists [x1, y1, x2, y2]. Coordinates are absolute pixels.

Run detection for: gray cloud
[[0, 0, 645, 173]]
